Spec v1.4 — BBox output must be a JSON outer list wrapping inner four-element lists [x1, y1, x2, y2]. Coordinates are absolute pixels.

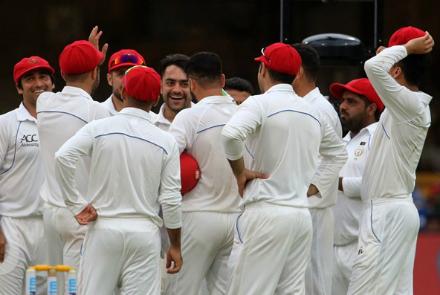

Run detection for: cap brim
[[329, 83, 364, 99], [108, 62, 138, 72], [16, 64, 55, 84]]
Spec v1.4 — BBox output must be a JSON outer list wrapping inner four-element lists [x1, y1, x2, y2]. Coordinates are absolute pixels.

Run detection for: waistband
[[244, 201, 309, 211], [371, 194, 413, 205], [93, 217, 158, 232]]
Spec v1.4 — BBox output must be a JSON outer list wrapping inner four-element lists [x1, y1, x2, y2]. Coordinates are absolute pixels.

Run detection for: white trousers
[[348, 198, 419, 295], [305, 207, 334, 295], [79, 218, 161, 295], [164, 211, 236, 295], [0, 216, 48, 295], [43, 205, 87, 270], [332, 241, 358, 295], [227, 203, 312, 295]]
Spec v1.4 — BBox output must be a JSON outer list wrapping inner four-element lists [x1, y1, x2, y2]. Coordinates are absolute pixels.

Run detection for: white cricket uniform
[[101, 95, 118, 115], [165, 95, 241, 295], [222, 84, 347, 295], [347, 46, 431, 295], [154, 104, 172, 131], [54, 107, 182, 294], [0, 103, 48, 295], [37, 86, 110, 270], [302, 87, 343, 295], [332, 123, 377, 295]]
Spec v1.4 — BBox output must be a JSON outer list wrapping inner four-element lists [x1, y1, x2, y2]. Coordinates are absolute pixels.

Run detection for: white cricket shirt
[[169, 95, 241, 213], [362, 46, 432, 201], [222, 84, 347, 208], [0, 103, 44, 217], [101, 95, 118, 115], [333, 123, 377, 245], [37, 86, 111, 208], [154, 104, 172, 131], [55, 107, 182, 229], [303, 87, 343, 208]]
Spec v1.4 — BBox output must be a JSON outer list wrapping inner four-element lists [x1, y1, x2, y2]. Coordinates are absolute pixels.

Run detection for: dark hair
[[17, 69, 54, 89], [186, 52, 223, 84], [292, 43, 320, 82], [159, 53, 190, 76], [225, 77, 254, 95], [358, 95, 382, 121], [266, 67, 295, 84], [396, 54, 429, 87]]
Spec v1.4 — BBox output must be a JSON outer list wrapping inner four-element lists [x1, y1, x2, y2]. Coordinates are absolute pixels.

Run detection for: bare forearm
[[167, 228, 181, 248], [228, 157, 245, 177]]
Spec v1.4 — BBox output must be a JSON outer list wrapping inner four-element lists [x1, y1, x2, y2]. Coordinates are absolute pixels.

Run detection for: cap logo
[[29, 58, 38, 64]]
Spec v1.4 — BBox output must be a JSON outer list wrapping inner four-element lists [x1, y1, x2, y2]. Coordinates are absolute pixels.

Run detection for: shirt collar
[[16, 103, 37, 122], [61, 86, 93, 100], [345, 122, 378, 141], [119, 107, 154, 123], [265, 83, 295, 94], [196, 95, 235, 106], [302, 87, 322, 102], [156, 104, 172, 125]]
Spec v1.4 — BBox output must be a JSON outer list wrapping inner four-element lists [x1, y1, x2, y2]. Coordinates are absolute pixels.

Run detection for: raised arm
[[364, 33, 434, 122]]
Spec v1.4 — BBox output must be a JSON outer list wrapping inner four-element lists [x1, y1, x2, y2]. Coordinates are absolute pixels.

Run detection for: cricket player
[[224, 77, 254, 105], [165, 52, 241, 295], [103, 49, 146, 114], [222, 42, 347, 295], [55, 65, 182, 294], [37, 31, 110, 271], [348, 27, 434, 295], [0, 56, 55, 295], [292, 43, 343, 295], [155, 54, 192, 131], [328, 78, 384, 294]]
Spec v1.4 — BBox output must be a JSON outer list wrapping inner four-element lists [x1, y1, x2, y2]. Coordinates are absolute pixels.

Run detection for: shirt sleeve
[[54, 123, 95, 215], [364, 46, 427, 123], [222, 96, 263, 160], [342, 177, 362, 199], [311, 120, 348, 199], [169, 109, 196, 154], [159, 140, 182, 229]]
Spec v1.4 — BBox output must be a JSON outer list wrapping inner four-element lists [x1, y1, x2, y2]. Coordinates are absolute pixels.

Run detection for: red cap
[[108, 49, 145, 72], [59, 40, 104, 75], [180, 152, 200, 196], [13, 56, 55, 85], [330, 78, 384, 112], [122, 66, 161, 102], [388, 26, 425, 47], [255, 42, 302, 76]]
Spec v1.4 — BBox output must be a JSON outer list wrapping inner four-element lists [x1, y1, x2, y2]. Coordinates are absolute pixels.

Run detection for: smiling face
[[17, 70, 54, 106], [161, 65, 191, 114]]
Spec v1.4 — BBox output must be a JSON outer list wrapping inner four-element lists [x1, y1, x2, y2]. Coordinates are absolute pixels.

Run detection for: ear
[[189, 78, 197, 94], [366, 102, 377, 117], [389, 65, 402, 79], [91, 67, 98, 80], [220, 74, 226, 88], [50, 83, 55, 91], [107, 72, 113, 86], [16, 85, 23, 96], [260, 63, 267, 78]]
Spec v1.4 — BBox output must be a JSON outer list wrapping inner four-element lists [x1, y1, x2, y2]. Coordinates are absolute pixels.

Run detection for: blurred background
[[0, 0, 438, 292]]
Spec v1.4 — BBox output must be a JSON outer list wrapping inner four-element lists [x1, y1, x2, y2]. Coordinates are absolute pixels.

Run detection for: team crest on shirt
[[20, 133, 39, 147], [354, 147, 364, 158]]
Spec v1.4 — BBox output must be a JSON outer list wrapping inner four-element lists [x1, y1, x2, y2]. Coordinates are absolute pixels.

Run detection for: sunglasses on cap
[[110, 54, 145, 68]]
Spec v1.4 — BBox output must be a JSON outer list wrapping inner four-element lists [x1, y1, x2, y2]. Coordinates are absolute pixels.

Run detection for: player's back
[[37, 86, 110, 207], [85, 108, 179, 224], [238, 85, 323, 207], [170, 95, 240, 212]]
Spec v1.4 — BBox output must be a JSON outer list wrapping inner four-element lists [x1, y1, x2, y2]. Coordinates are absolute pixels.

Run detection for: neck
[[195, 88, 222, 102], [295, 82, 315, 97], [163, 105, 177, 122], [124, 98, 152, 112], [111, 95, 124, 112], [66, 81, 93, 95], [22, 99, 37, 118]]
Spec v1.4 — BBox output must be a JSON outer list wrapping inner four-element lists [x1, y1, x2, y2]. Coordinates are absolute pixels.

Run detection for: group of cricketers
[[0, 23, 435, 295]]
